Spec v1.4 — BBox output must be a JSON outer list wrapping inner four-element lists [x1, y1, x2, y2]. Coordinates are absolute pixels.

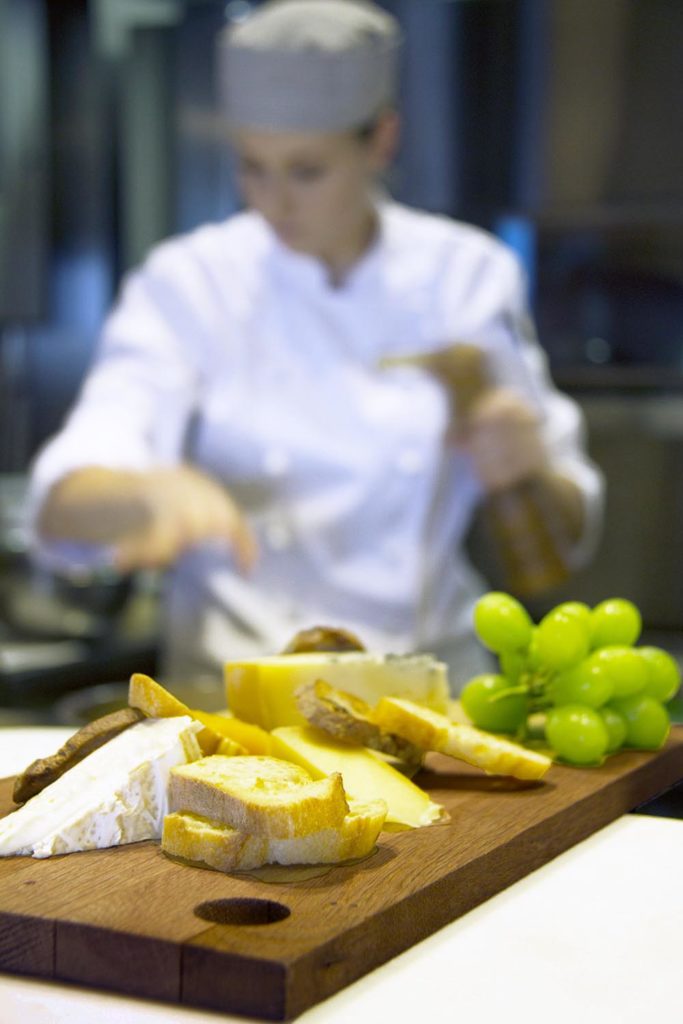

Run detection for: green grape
[[589, 598, 642, 648], [554, 601, 591, 626], [460, 673, 528, 733], [499, 649, 525, 684], [535, 609, 590, 671], [590, 646, 648, 698], [525, 627, 543, 671], [610, 695, 670, 749], [545, 704, 609, 765], [599, 706, 628, 753], [473, 592, 533, 654], [550, 659, 613, 709], [638, 646, 681, 703]]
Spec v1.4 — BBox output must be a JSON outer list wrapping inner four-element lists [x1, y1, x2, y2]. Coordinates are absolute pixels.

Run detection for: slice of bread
[[373, 697, 551, 782], [162, 798, 387, 872], [168, 755, 349, 838]]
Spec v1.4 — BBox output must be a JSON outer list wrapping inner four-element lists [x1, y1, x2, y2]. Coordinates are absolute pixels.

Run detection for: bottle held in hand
[[445, 345, 575, 596], [382, 344, 572, 597]]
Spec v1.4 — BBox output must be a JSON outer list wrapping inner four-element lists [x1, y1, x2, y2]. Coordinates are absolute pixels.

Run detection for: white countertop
[[1, 727, 682, 1024]]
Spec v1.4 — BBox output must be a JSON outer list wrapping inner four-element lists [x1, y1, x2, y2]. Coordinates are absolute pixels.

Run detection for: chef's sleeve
[[26, 243, 206, 573]]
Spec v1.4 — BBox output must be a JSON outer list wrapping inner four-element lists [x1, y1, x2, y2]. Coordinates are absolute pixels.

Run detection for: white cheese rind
[[0, 716, 202, 858]]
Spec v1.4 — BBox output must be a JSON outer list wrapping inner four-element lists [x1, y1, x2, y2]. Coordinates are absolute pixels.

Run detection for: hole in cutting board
[[194, 897, 291, 926]]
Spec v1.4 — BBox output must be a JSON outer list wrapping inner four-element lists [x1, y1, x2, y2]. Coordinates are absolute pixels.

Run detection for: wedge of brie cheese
[[0, 716, 202, 858]]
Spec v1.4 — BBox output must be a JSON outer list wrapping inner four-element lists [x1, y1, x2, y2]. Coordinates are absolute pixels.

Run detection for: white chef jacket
[[28, 200, 603, 690]]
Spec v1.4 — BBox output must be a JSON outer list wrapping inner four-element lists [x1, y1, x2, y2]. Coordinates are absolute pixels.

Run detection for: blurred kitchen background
[[1, 0, 683, 725]]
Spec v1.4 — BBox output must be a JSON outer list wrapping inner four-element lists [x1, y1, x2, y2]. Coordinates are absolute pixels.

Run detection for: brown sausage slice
[[295, 679, 424, 770], [12, 707, 145, 804], [282, 625, 366, 654]]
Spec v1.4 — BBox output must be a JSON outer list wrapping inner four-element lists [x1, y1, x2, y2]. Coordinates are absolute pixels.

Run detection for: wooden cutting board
[[1, 729, 682, 1021]]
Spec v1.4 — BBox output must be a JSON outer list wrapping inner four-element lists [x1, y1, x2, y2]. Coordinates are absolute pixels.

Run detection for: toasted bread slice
[[162, 798, 386, 872], [447, 699, 472, 725], [295, 680, 423, 767], [168, 755, 349, 838], [373, 697, 551, 782]]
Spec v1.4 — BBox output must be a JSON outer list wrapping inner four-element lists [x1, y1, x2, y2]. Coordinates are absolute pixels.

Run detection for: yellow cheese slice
[[129, 675, 270, 756], [188, 709, 272, 755], [225, 652, 449, 730], [215, 737, 249, 757], [128, 673, 220, 755], [270, 726, 444, 830]]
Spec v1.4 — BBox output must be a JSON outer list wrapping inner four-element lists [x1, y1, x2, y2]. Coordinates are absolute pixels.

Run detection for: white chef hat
[[217, 0, 402, 132]]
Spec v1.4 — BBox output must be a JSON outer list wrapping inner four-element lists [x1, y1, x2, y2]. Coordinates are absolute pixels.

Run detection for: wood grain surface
[[1, 728, 682, 1020]]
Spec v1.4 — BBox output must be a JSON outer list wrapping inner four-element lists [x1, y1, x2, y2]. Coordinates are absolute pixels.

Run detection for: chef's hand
[[456, 388, 548, 493], [113, 465, 258, 574]]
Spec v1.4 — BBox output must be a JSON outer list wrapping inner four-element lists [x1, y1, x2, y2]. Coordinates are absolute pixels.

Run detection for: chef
[[27, 0, 603, 691]]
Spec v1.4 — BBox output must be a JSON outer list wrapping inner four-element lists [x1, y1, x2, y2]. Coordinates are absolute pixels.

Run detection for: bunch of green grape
[[461, 593, 681, 766]]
